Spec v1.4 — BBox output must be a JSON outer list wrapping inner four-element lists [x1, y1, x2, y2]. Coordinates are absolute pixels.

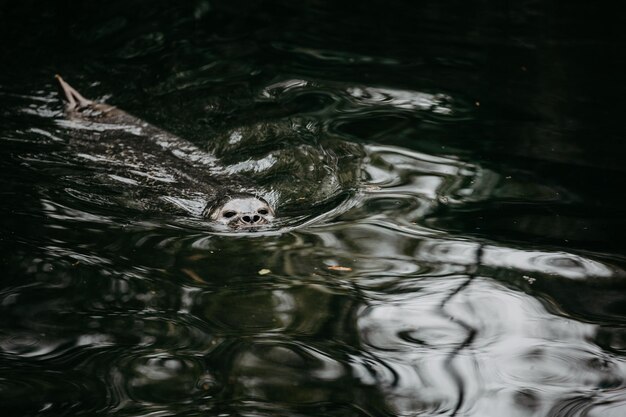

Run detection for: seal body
[[55, 75, 274, 228]]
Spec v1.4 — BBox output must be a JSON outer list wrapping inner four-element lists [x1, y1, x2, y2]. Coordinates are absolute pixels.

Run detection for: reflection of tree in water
[[438, 244, 482, 416]]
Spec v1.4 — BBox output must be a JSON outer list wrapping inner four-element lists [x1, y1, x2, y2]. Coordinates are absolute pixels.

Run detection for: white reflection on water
[[261, 79, 457, 116], [346, 86, 453, 115], [358, 276, 625, 416], [417, 240, 619, 280]]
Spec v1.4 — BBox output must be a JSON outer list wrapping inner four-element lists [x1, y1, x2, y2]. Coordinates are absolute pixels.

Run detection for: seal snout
[[204, 194, 275, 230], [241, 214, 262, 224], [233, 208, 271, 228]]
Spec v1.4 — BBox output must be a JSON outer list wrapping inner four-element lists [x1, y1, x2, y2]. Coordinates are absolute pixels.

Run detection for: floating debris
[[327, 265, 352, 272]]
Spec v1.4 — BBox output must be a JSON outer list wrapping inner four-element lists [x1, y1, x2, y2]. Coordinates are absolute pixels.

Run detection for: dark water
[[2, 1, 626, 416]]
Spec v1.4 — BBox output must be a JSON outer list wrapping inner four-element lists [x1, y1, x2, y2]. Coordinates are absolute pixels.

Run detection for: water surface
[[1, 2, 626, 416]]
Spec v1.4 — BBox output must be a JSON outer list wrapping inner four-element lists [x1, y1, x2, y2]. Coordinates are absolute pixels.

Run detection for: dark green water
[[2, 1, 626, 416]]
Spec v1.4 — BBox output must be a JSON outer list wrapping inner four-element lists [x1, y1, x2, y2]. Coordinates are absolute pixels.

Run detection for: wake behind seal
[[55, 75, 275, 229]]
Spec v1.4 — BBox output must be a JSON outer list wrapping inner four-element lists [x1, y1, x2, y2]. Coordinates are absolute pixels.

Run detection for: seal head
[[202, 194, 275, 229]]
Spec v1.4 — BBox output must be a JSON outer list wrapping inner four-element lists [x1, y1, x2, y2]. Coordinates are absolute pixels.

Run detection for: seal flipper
[[55, 74, 93, 111]]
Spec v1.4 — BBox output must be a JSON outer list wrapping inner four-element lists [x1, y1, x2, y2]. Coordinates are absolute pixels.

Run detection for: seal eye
[[257, 209, 268, 215], [223, 211, 237, 218]]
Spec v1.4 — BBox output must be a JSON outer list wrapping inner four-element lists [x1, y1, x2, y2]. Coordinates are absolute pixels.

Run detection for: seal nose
[[241, 214, 261, 224]]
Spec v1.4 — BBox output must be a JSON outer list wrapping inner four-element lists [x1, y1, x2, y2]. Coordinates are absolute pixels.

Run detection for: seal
[[55, 75, 275, 229]]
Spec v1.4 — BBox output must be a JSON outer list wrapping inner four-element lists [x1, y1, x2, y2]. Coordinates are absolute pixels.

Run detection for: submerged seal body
[[55, 75, 274, 229]]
